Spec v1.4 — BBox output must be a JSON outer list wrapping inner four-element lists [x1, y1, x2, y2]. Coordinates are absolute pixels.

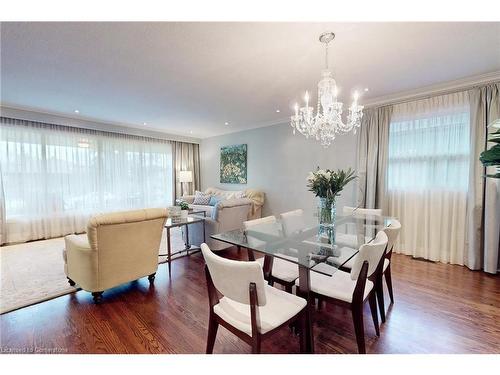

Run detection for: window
[[387, 99, 470, 192], [0, 119, 172, 242], [385, 92, 471, 264]]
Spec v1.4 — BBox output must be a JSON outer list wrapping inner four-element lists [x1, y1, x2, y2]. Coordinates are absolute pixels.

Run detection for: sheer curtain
[[0, 118, 173, 244], [387, 92, 470, 264]]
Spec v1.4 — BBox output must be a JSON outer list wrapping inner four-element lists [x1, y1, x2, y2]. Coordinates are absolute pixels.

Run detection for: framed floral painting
[[220, 144, 247, 184]]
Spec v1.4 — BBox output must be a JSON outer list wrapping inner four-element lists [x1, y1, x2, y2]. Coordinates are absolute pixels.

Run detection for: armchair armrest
[[64, 234, 99, 291], [182, 195, 195, 204], [65, 234, 92, 253]]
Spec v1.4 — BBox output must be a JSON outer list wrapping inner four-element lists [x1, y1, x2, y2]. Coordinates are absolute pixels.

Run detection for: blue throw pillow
[[208, 196, 221, 206]]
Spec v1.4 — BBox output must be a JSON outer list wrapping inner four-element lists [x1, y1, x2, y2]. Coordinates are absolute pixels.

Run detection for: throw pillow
[[193, 191, 211, 205], [208, 196, 222, 206]]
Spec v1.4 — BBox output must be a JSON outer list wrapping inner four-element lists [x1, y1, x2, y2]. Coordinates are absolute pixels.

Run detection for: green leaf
[[485, 173, 500, 178], [480, 144, 500, 167]]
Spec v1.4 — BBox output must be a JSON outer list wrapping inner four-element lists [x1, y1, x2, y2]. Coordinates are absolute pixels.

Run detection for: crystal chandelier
[[290, 32, 364, 147]]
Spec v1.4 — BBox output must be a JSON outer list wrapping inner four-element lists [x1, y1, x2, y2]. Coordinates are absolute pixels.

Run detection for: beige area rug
[[0, 228, 186, 314]]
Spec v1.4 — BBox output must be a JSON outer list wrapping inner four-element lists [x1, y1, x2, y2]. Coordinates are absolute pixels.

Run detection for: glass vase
[[318, 196, 336, 244]]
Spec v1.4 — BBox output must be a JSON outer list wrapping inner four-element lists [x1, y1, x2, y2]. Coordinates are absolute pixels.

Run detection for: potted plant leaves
[[479, 119, 500, 178]]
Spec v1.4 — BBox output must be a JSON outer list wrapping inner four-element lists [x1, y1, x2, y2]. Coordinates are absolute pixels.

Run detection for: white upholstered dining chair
[[243, 215, 299, 293], [377, 219, 401, 321], [297, 230, 388, 354], [334, 219, 401, 323], [201, 243, 308, 353], [324, 206, 383, 268], [280, 209, 306, 237]]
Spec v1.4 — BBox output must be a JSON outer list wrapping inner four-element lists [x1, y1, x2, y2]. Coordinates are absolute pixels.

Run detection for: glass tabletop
[[165, 215, 204, 228], [211, 214, 394, 275]]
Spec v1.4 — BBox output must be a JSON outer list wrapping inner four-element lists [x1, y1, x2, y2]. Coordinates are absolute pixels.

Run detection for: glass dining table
[[211, 213, 394, 353]]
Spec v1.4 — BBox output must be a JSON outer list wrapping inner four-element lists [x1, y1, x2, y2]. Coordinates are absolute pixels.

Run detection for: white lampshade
[[179, 170, 193, 183]]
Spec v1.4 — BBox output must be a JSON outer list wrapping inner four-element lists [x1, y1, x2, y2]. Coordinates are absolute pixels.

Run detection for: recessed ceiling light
[[276, 109, 280, 113], [74, 109, 80, 114], [364, 88, 369, 92], [143, 122, 147, 126], [189, 130, 193, 134], [224, 122, 229, 126]]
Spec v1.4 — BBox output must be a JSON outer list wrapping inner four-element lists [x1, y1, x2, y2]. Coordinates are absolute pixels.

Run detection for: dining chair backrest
[[343, 206, 383, 217], [383, 219, 401, 256], [350, 230, 388, 281], [201, 243, 267, 306], [280, 209, 306, 237], [243, 215, 281, 248], [243, 215, 277, 229]]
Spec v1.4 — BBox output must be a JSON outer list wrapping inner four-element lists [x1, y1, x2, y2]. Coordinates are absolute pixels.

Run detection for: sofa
[[182, 187, 265, 220], [181, 187, 265, 251], [63, 208, 168, 302]]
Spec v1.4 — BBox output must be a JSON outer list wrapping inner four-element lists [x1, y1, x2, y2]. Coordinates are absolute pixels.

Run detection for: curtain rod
[[0, 116, 198, 146], [366, 80, 500, 109]]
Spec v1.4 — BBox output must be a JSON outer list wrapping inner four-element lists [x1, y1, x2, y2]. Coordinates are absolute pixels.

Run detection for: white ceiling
[[1, 22, 499, 138]]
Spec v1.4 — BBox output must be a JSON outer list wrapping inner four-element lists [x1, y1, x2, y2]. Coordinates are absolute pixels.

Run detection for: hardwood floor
[[1, 248, 499, 354]]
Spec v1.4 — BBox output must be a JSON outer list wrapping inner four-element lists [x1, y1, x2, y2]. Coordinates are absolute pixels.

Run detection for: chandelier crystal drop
[[290, 32, 364, 147]]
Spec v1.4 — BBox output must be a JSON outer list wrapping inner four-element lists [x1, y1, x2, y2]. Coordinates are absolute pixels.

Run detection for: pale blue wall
[[200, 122, 359, 217]]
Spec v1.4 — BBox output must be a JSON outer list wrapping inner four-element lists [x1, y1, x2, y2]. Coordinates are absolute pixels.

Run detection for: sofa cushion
[[206, 188, 246, 200], [193, 191, 211, 205]]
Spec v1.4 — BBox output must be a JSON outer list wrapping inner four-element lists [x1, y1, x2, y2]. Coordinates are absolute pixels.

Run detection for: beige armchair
[[63, 208, 168, 303]]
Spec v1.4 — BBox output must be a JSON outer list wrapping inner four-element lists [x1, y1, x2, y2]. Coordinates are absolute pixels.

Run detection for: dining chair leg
[[385, 264, 394, 304], [247, 248, 255, 261], [376, 278, 386, 323], [368, 293, 380, 336], [251, 335, 261, 354], [206, 314, 219, 354], [351, 304, 366, 354], [298, 312, 307, 353]]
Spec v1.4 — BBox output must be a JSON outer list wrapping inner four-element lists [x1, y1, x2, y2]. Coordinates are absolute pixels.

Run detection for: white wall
[[200, 122, 359, 217]]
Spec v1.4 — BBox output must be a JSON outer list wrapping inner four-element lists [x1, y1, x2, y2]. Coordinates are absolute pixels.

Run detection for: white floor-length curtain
[[0, 118, 173, 244], [387, 92, 471, 264]]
